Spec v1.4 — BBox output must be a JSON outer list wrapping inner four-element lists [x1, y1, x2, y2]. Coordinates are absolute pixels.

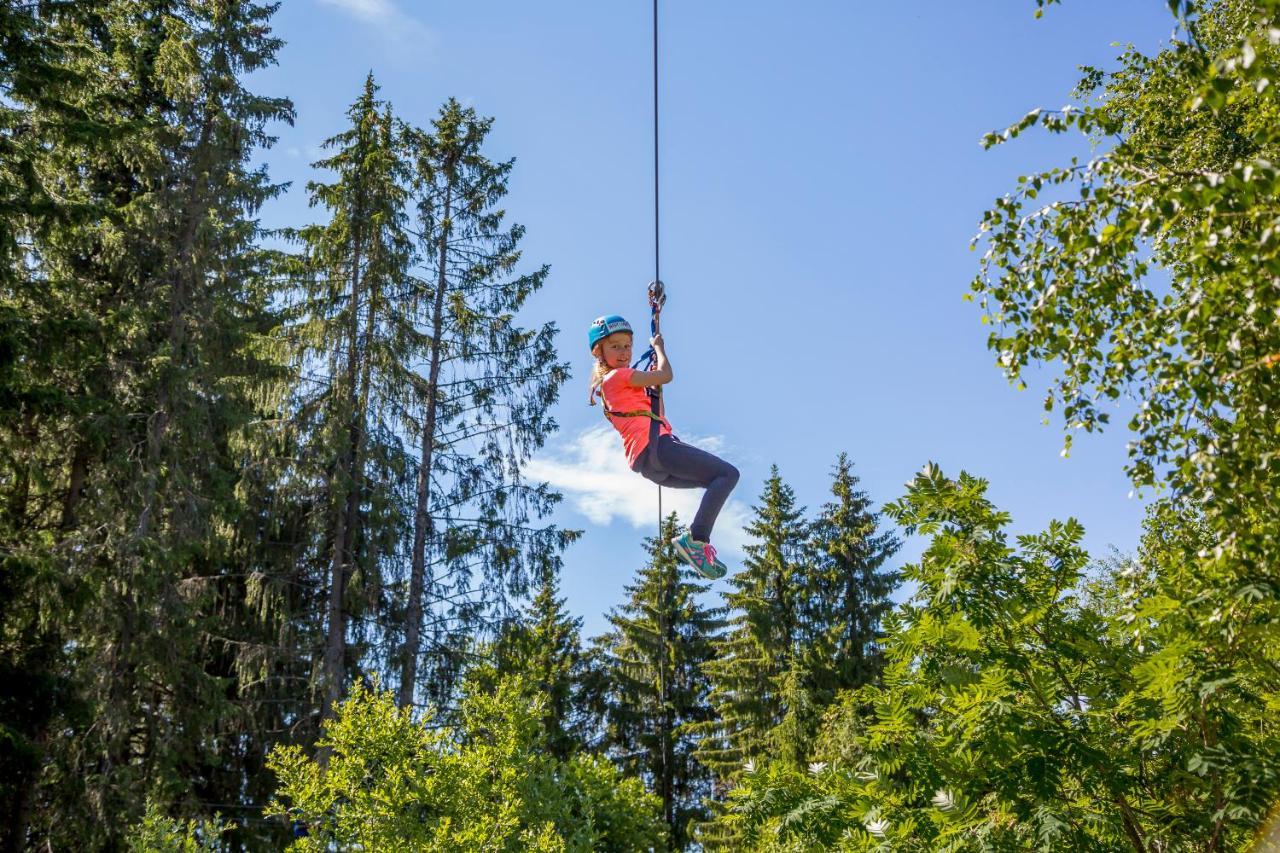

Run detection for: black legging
[[633, 431, 740, 543]]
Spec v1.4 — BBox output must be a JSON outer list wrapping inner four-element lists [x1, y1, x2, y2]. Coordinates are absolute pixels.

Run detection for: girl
[[588, 314, 739, 579]]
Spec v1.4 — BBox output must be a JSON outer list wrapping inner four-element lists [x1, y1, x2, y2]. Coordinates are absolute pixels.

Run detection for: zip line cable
[[652, 0, 663, 546], [650, 0, 674, 830], [652, 0, 660, 290]]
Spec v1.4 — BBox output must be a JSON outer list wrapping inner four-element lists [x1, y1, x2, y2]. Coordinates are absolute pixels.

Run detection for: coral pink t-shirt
[[601, 368, 673, 467]]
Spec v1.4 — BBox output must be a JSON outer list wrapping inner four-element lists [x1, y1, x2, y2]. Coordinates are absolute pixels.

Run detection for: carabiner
[[648, 279, 666, 311]]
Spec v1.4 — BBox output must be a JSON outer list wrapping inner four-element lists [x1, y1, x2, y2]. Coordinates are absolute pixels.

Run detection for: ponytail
[[588, 345, 609, 406]]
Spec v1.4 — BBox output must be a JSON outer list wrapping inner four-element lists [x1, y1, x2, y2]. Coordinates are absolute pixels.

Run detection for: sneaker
[[670, 533, 727, 579]]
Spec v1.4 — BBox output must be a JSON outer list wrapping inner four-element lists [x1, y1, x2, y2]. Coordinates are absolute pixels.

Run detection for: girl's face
[[599, 332, 632, 369]]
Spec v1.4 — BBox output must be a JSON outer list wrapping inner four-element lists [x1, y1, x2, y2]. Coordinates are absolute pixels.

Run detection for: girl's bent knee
[[723, 463, 740, 488]]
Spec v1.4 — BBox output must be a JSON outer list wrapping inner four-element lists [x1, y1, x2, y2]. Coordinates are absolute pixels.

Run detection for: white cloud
[[525, 425, 752, 557], [319, 0, 394, 22], [316, 0, 434, 45]]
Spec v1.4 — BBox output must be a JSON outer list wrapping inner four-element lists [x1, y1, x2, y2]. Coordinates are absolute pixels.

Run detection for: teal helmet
[[588, 315, 633, 350]]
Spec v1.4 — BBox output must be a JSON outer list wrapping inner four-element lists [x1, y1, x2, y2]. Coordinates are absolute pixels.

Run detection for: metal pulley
[[648, 279, 666, 313]]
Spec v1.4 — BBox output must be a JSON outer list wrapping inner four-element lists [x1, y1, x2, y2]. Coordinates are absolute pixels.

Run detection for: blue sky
[[250, 1, 1177, 637]]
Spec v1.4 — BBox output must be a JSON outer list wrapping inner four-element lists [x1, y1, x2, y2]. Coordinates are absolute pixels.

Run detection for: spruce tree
[[756, 456, 899, 775], [3, 1, 293, 845], [691, 467, 808, 850], [766, 658, 820, 771], [468, 566, 591, 760], [803, 453, 900, 701], [695, 466, 808, 781], [281, 74, 413, 722], [0, 5, 119, 846], [595, 514, 726, 850], [395, 98, 573, 710]]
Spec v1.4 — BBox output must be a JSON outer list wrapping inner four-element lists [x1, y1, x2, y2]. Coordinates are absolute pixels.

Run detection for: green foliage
[[802, 455, 901, 717], [3, 4, 575, 846], [960, 3, 1280, 843], [127, 802, 233, 852], [16, 0, 1280, 849], [394, 96, 575, 709], [715, 465, 1280, 851], [695, 461, 899, 849], [2, 0, 295, 846], [720, 759, 862, 852], [696, 467, 810, 785], [267, 678, 665, 852], [973, 0, 1280, 582], [467, 566, 594, 760]]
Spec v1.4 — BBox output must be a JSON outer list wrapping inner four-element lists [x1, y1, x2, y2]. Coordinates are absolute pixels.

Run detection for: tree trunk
[[1, 706, 48, 853], [59, 440, 89, 531], [662, 660, 675, 847], [7, 408, 36, 527], [135, 109, 213, 541], [340, 246, 381, 611], [323, 219, 365, 722], [399, 184, 452, 709]]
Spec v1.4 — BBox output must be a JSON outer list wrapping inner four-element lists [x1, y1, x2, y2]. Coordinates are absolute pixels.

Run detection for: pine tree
[[595, 514, 726, 850], [281, 74, 414, 723], [803, 453, 900, 702], [3, 1, 293, 846], [469, 566, 590, 760], [0, 5, 121, 846], [695, 466, 808, 781], [692, 467, 808, 850], [396, 98, 574, 710], [766, 658, 820, 771]]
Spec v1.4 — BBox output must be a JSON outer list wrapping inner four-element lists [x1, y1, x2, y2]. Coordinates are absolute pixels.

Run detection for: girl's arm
[[628, 334, 672, 387]]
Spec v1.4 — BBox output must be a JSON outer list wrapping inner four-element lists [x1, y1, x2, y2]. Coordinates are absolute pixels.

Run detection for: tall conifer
[[469, 567, 591, 760], [803, 453, 900, 700], [396, 99, 573, 710], [282, 75, 413, 722], [0, 5, 120, 846], [595, 514, 726, 850], [695, 466, 808, 781], [5, 1, 294, 845]]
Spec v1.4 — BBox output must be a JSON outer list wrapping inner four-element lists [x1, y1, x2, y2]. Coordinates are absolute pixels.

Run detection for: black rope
[[650, 0, 663, 550], [651, 0, 673, 833], [653, 0, 660, 288], [653, 0, 663, 568]]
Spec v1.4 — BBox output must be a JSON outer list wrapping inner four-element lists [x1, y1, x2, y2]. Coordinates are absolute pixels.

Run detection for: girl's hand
[[629, 334, 673, 388]]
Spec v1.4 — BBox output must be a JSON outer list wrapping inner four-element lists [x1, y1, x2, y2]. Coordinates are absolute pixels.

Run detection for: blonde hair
[[587, 332, 632, 406], [588, 345, 609, 406]]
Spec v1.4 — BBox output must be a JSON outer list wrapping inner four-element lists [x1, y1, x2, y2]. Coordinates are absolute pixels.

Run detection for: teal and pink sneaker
[[671, 533, 727, 579]]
